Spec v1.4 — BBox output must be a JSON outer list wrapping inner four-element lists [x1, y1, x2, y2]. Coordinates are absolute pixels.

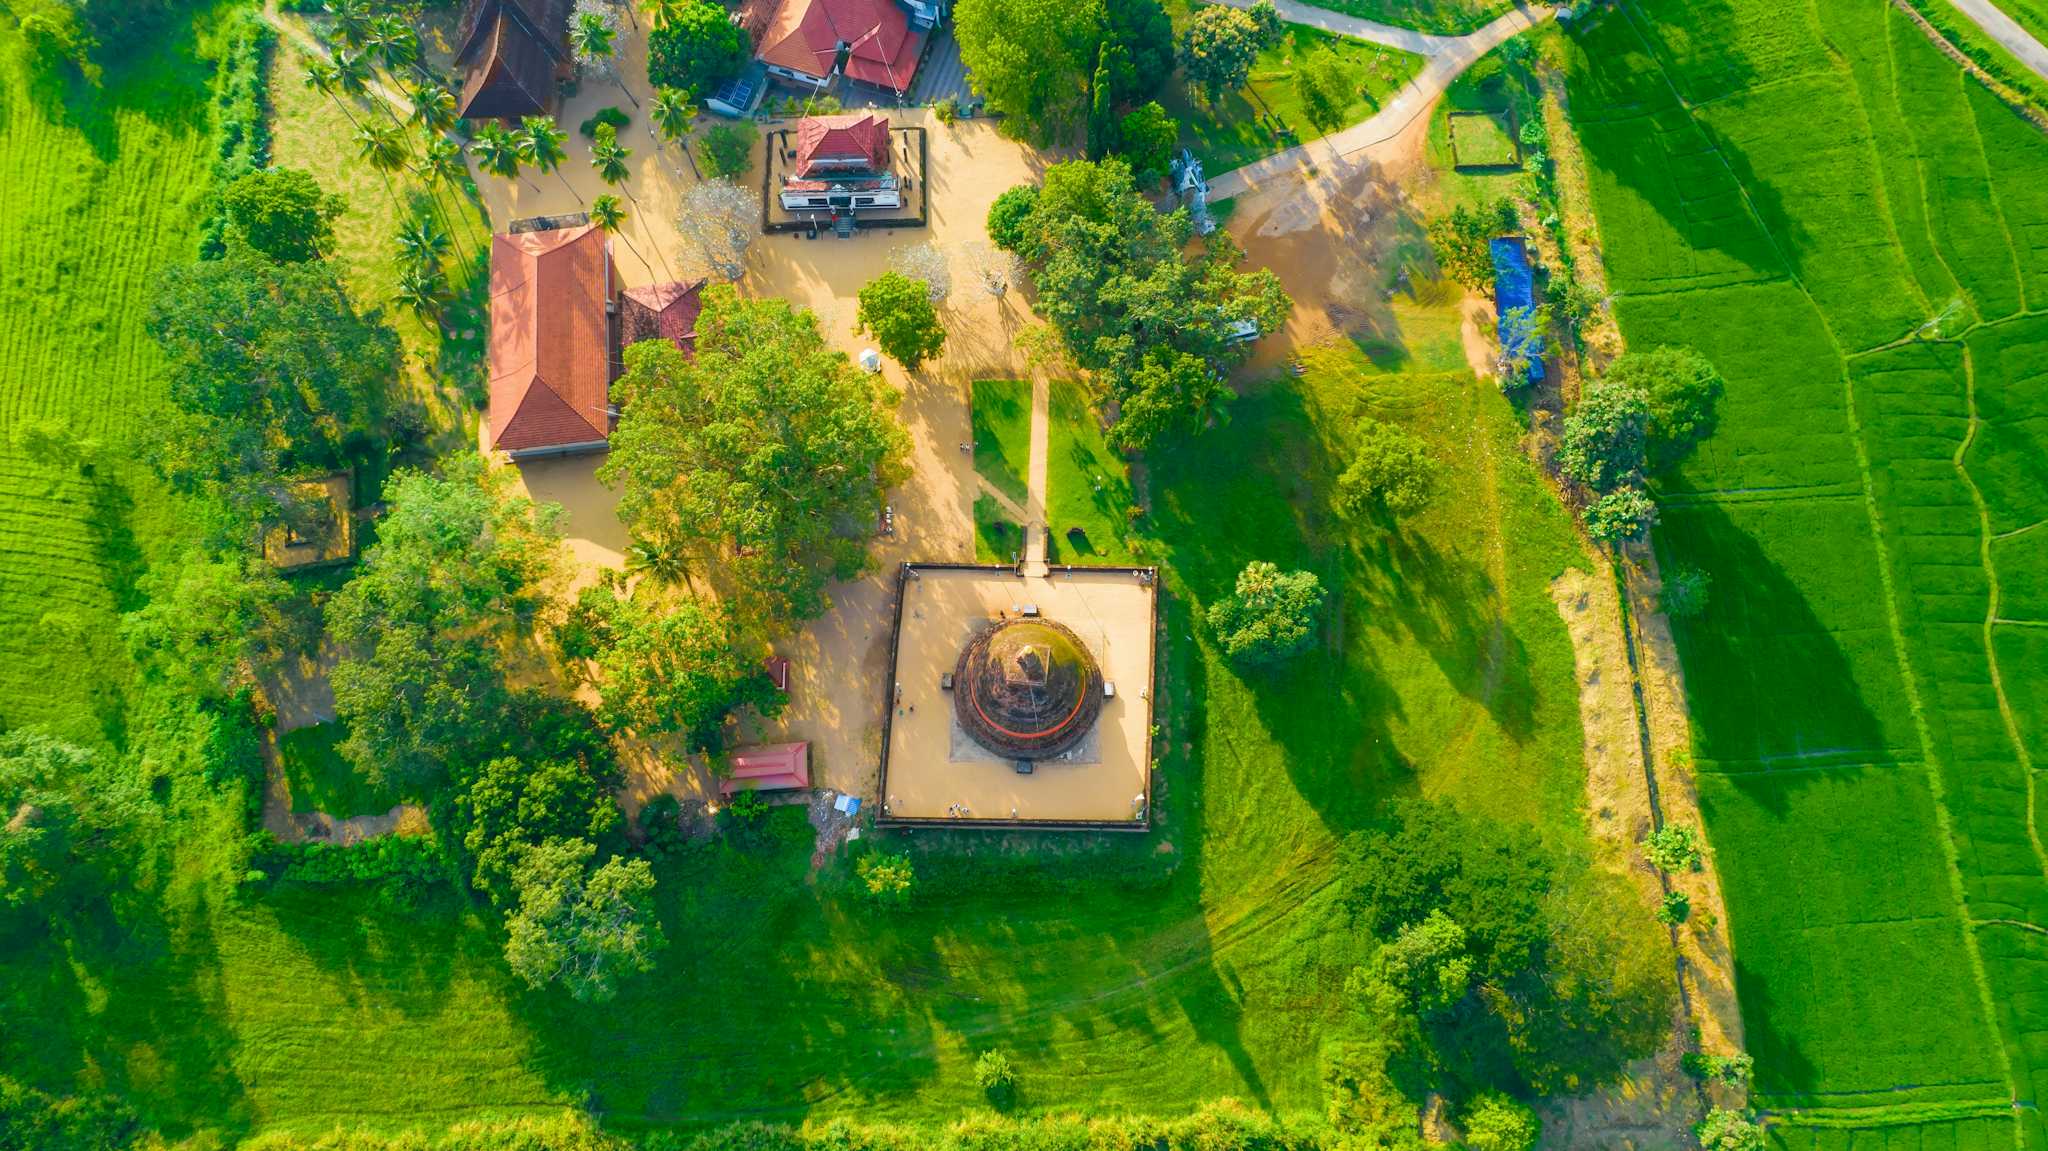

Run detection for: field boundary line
[[1893, 0, 2048, 132], [1614, 0, 2026, 1113], [1951, 341, 2048, 882]]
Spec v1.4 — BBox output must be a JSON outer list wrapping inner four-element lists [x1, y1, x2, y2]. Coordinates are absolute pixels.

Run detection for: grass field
[[1566, 0, 2048, 1140], [1425, 51, 1537, 212], [1447, 110, 1518, 168], [4, 265, 1635, 1139], [279, 722, 397, 817], [1162, 19, 1425, 175], [1045, 381, 1138, 563], [1315, 0, 1513, 34], [969, 379, 1031, 507], [0, 16, 223, 745]]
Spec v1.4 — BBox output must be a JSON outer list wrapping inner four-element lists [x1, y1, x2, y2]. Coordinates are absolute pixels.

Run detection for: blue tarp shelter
[[1490, 237, 1545, 383]]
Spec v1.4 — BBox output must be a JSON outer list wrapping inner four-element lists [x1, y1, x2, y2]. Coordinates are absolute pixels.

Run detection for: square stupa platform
[[877, 563, 1157, 829]]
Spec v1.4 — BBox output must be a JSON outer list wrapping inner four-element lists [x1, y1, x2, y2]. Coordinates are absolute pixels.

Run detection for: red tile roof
[[455, 0, 570, 120], [794, 113, 892, 177], [720, 742, 812, 795], [745, 0, 926, 92], [619, 279, 707, 355], [488, 225, 617, 454]]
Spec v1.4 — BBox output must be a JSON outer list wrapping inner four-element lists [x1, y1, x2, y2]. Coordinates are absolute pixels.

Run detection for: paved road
[[1206, 2, 1554, 201], [1946, 0, 2048, 82]]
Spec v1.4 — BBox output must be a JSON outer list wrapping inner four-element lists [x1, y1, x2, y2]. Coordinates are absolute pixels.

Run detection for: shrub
[[1582, 487, 1657, 545], [1558, 377, 1650, 493], [639, 794, 688, 861], [1461, 1091, 1540, 1151], [1656, 889, 1691, 925], [986, 185, 1041, 254], [698, 121, 759, 179], [973, 1049, 1018, 1109], [1660, 564, 1710, 619], [579, 105, 631, 139], [646, 0, 750, 93], [934, 96, 960, 124], [1696, 1108, 1767, 1151], [857, 851, 915, 906], [724, 788, 770, 826], [1642, 824, 1702, 873], [1206, 561, 1325, 667], [1335, 418, 1440, 518], [1682, 1050, 1756, 1086]]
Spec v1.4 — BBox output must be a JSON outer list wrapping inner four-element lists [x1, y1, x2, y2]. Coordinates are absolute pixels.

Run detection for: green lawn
[[1567, 0, 2048, 1137], [0, 14, 222, 745], [1044, 381, 1138, 564], [1447, 110, 1517, 168], [279, 722, 398, 818], [1313, 0, 1514, 34], [1424, 50, 1537, 212], [970, 378, 1031, 507], [973, 492, 1020, 562], [1162, 21, 1425, 175]]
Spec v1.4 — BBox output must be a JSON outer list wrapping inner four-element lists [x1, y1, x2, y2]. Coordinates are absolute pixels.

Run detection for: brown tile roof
[[743, 0, 926, 92], [620, 279, 707, 354], [455, 0, 571, 120], [488, 225, 618, 454], [794, 113, 891, 177]]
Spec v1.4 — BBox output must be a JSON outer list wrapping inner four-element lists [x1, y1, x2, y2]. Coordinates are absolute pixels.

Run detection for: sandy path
[[1022, 375, 1050, 574], [1945, 0, 2048, 81], [1206, 2, 1554, 202]]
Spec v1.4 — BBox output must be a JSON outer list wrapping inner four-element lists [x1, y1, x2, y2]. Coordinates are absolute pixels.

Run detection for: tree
[[1110, 348, 1231, 451], [589, 193, 654, 276], [1179, 5, 1270, 104], [122, 549, 293, 701], [1696, 1110, 1766, 1151], [649, 84, 699, 176], [1117, 101, 1179, 184], [471, 122, 527, 190], [1206, 561, 1324, 666], [395, 214, 449, 275], [1425, 199, 1515, 292], [1295, 46, 1359, 134], [453, 746, 622, 906], [503, 837, 664, 1002], [1558, 377, 1649, 493], [571, 1, 637, 106], [673, 178, 757, 280], [856, 271, 948, 369], [857, 851, 915, 905], [1461, 1093, 1540, 1151], [9, 417, 100, 474], [1582, 487, 1657, 545], [409, 79, 458, 135], [887, 242, 952, 303], [601, 288, 912, 627], [1642, 824, 1703, 873], [518, 115, 575, 198], [964, 241, 1022, 300], [646, 0, 749, 93], [591, 122, 634, 192], [1364, 909, 1473, 1016], [0, 731, 145, 913], [561, 580, 785, 745], [1661, 563, 1711, 619], [986, 184, 1041, 255], [954, 0, 1097, 141], [697, 120, 758, 179], [974, 1049, 1018, 1109], [1014, 158, 1290, 442], [145, 250, 400, 528], [326, 460, 562, 792], [1604, 345, 1725, 472], [1336, 418, 1440, 518], [353, 121, 413, 214], [1104, 0, 1175, 101], [223, 168, 346, 262]]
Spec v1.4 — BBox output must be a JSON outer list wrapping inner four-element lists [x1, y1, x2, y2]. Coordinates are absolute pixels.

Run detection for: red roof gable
[[488, 225, 617, 454], [619, 279, 707, 354], [794, 113, 892, 177], [720, 742, 811, 795], [455, 0, 570, 119], [746, 0, 926, 92]]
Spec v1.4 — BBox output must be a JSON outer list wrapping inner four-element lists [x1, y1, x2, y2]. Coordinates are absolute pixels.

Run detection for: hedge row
[[237, 1104, 1342, 1151], [251, 832, 455, 889], [199, 8, 276, 257]]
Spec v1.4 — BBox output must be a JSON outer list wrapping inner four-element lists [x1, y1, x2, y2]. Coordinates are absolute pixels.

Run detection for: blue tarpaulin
[[1490, 237, 1545, 383]]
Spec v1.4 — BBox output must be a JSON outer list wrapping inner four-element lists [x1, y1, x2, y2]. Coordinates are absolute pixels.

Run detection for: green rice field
[[1566, 0, 2048, 1141]]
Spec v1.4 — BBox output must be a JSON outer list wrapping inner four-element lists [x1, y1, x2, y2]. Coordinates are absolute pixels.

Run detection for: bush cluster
[[250, 833, 455, 907], [200, 10, 277, 257]]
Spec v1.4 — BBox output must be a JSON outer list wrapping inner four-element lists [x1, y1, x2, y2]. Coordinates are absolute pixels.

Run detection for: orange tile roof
[[747, 0, 926, 91], [721, 742, 812, 794], [487, 225, 617, 453], [794, 113, 891, 176]]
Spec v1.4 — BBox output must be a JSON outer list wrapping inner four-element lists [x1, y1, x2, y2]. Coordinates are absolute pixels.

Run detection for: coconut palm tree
[[591, 124, 635, 195], [303, 60, 364, 130], [624, 534, 692, 588], [395, 264, 451, 320], [409, 79, 458, 135], [332, 50, 373, 108], [517, 115, 577, 201], [354, 121, 411, 212], [328, 0, 374, 51], [642, 0, 687, 26], [571, 8, 639, 107], [473, 122, 532, 192], [396, 215, 451, 276], [649, 85, 699, 178], [366, 15, 421, 78], [589, 193, 655, 278], [417, 133, 478, 265]]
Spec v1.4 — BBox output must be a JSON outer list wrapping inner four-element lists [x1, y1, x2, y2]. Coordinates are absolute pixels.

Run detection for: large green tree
[[223, 167, 347, 263], [145, 250, 401, 531], [121, 549, 294, 701], [561, 580, 784, 746], [954, 0, 1175, 144], [1336, 418, 1441, 518], [1206, 561, 1325, 667], [0, 732, 146, 914], [1604, 345, 1725, 473], [601, 287, 912, 627], [1558, 377, 1649, 493], [1179, 4, 1273, 103], [326, 461, 563, 793], [503, 837, 664, 1002], [1000, 158, 1289, 447], [453, 748, 622, 906], [646, 0, 749, 93], [856, 271, 948, 369]]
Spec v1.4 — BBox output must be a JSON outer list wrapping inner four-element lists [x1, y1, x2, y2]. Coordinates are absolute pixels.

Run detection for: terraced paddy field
[[0, 17, 221, 744], [1566, 0, 2048, 1142]]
